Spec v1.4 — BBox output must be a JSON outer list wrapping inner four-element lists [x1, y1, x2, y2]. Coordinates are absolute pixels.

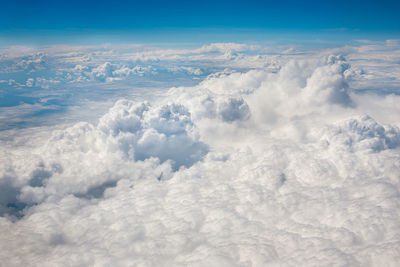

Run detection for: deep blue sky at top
[[1, 0, 399, 44]]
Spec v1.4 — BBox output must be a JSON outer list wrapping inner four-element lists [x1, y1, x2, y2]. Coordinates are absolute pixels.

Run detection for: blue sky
[[1, 0, 400, 44]]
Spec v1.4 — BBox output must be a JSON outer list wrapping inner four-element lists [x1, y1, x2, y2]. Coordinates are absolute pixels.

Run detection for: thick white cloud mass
[[1, 41, 400, 266]]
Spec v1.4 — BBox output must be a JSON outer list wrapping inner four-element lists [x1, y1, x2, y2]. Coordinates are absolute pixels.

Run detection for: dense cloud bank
[[2, 41, 400, 130], [1, 43, 400, 266]]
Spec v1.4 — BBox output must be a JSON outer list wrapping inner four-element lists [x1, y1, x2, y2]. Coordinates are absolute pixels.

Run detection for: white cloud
[[24, 77, 60, 88], [1, 42, 400, 266]]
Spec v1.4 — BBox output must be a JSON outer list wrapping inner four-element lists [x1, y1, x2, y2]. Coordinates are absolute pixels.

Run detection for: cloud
[[0, 98, 207, 211], [1, 42, 400, 266], [315, 115, 400, 153]]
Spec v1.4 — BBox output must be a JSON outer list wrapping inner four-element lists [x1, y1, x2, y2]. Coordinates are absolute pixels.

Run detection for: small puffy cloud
[[25, 78, 34, 87], [99, 100, 208, 169], [13, 53, 48, 72], [70, 62, 156, 82], [25, 77, 60, 88], [91, 62, 113, 82], [315, 115, 400, 152], [218, 97, 251, 122]]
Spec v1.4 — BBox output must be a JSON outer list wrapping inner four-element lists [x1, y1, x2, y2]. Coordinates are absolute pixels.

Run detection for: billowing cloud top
[[1, 41, 400, 266]]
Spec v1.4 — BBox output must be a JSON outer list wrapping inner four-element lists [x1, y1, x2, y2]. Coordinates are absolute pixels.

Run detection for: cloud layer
[[1, 42, 400, 266]]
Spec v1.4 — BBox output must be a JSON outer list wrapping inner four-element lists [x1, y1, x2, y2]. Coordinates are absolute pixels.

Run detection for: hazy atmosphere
[[1, 1, 400, 266]]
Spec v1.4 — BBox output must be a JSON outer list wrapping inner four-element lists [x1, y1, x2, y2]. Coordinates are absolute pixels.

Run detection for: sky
[[1, 0, 400, 44], [1, 1, 400, 266]]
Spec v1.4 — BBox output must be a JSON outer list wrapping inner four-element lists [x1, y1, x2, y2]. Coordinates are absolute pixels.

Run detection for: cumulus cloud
[[1, 42, 400, 266]]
